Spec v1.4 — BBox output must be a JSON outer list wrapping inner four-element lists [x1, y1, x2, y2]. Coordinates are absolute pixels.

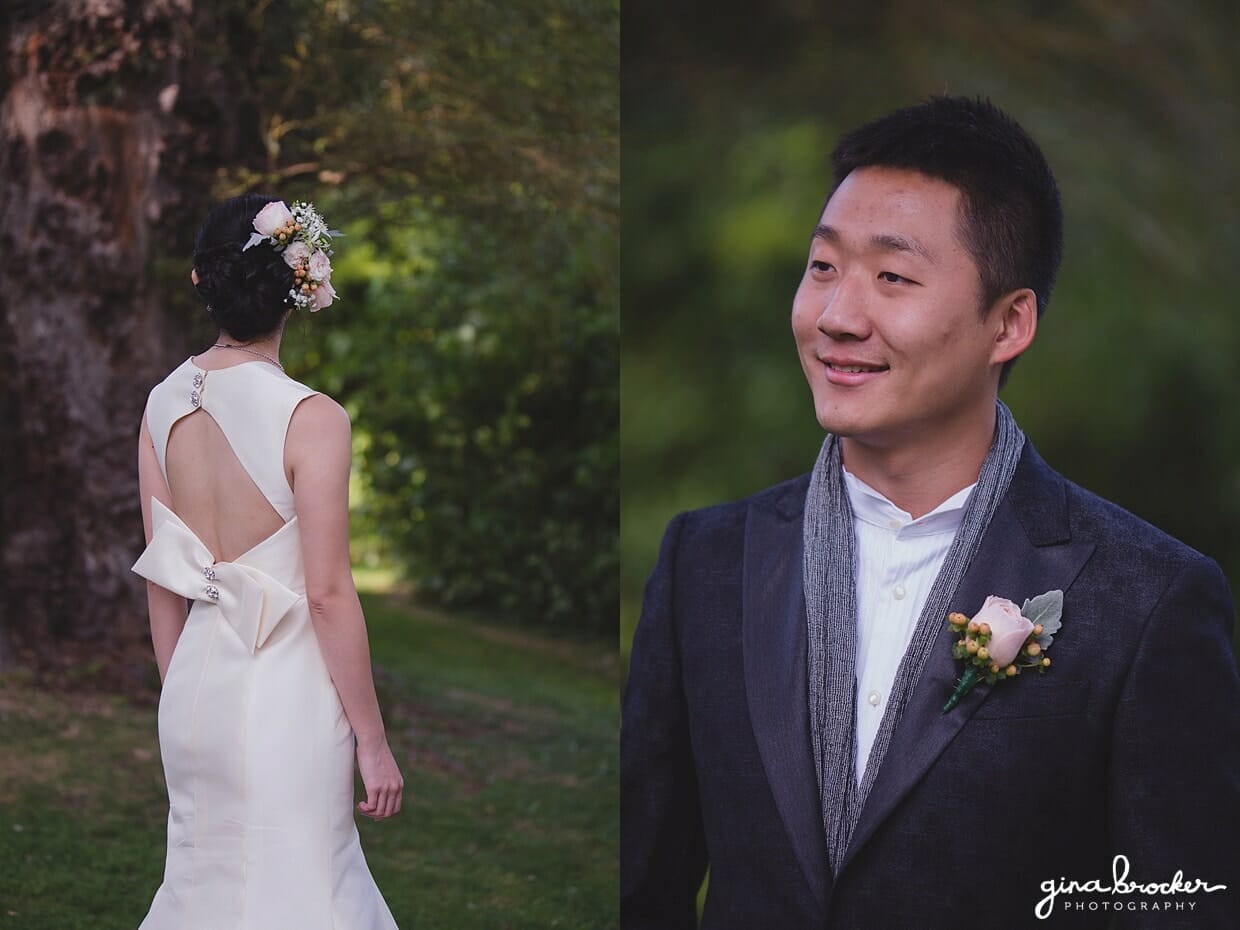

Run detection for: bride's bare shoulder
[[286, 391, 350, 450], [283, 394, 352, 481]]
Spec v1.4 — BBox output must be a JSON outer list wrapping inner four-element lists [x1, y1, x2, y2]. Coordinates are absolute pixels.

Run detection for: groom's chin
[[813, 403, 869, 438]]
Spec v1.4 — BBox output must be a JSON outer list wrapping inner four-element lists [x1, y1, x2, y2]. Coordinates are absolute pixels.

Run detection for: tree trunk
[[0, 0, 261, 685]]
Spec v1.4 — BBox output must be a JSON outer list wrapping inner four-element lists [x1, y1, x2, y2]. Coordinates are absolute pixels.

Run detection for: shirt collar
[[842, 468, 975, 538]]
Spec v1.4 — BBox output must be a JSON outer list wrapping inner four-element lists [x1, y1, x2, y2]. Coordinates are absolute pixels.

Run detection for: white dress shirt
[[843, 468, 976, 784]]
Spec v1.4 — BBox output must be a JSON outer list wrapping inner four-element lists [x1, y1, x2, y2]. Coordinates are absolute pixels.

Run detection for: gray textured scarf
[[803, 401, 1025, 876]]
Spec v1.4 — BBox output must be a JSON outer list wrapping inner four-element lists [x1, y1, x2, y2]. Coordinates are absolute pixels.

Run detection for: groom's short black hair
[[829, 96, 1063, 385]]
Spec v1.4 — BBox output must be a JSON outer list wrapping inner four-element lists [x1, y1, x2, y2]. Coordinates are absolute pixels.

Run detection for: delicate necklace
[[212, 342, 285, 372]]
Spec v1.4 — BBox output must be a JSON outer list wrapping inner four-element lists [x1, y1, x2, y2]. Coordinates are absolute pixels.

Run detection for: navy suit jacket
[[621, 442, 1239, 929]]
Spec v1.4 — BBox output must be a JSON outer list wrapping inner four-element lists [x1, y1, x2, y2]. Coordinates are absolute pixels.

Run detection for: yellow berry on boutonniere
[[967, 620, 979, 633], [1005, 664, 1017, 676], [977, 647, 989, 661], [1042, 657, 1050, 667], [1033, 623, 1043, 636], [966, 640, 979, 655], [949, 612, 968, 628], [1026, 642, 1041, 656], [978, 622, 991, 637]]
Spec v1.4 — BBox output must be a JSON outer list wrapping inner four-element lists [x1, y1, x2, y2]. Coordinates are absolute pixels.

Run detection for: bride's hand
[[356, 737, 404, 821]]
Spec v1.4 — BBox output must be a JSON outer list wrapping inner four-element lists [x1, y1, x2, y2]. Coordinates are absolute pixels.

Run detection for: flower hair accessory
[[242, 199, 340, 312], [941, 590, 1064, 713]]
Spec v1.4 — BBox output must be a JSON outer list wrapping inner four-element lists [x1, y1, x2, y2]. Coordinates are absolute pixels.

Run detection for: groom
[[621, 97, 1239, 928]]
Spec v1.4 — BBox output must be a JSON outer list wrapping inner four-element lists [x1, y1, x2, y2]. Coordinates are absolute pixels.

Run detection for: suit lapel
[[741, 477, 831, 908], [836, 444, 1095, 877]]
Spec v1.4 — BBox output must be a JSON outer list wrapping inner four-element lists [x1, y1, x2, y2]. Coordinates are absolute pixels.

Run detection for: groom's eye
[[878, 271, 917, 285]]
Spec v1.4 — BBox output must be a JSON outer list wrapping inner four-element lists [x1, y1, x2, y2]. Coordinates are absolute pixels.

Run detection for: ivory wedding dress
[[132, 357, 399, 930]]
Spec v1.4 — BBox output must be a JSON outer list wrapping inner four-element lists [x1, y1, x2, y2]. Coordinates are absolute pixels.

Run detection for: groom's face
[[791, 166, 1002, 447]]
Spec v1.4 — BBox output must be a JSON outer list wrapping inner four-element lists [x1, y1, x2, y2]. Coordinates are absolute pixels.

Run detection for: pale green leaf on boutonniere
[[1021, 590, 1063, 649]]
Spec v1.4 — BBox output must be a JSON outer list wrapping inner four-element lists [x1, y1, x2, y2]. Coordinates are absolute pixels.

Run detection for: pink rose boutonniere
[[941, 590, 1064, 713]]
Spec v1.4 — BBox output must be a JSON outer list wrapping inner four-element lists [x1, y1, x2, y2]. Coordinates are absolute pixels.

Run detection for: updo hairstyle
[[192, 193, 295, 341]]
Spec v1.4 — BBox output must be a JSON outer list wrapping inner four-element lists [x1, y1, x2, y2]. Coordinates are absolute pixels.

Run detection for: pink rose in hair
[[309, 278, 336, 312], [308, 249, 332, 281], [252, 200, 293, 237], [282, 240, 311, 268], [973, 595, 1033, 666]]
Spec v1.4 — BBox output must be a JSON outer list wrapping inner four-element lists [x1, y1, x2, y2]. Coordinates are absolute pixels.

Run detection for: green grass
[[0, 591, 618, 929]]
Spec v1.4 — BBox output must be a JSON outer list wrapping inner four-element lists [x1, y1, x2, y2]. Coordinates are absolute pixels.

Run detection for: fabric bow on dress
[[132, 498, 301, 652]]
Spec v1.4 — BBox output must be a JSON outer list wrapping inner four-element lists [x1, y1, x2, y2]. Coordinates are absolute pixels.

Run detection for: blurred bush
[[217, 0, 618, 637], [289, 201, 617, 635]]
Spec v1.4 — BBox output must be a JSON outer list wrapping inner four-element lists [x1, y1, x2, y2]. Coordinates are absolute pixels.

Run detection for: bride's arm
[[138, 414, 189, 683], [287, 394, 404, 821]]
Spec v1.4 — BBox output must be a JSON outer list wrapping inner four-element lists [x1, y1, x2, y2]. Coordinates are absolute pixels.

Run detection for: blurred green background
[[234, 0, 620, 641], [621, 0, 1240, 659]]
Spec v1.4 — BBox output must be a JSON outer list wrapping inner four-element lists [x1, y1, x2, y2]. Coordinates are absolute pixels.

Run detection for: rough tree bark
[[0, 0, 262, 684]]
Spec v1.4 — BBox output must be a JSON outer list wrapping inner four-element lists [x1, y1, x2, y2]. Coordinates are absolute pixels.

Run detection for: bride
[[132, 193, 403, 927]]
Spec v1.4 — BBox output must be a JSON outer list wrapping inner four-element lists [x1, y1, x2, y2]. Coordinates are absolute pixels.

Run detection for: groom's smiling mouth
[[821, 356, 889, 385]]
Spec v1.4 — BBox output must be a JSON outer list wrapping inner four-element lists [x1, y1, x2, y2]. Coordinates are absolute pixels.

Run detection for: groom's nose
[[816, 273, 872, 341]]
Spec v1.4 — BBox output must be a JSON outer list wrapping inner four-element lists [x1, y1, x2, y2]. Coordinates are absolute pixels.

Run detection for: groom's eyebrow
[[812, 224, 936, 263]]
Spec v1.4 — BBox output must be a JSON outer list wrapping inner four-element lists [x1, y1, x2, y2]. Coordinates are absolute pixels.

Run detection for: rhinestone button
[[204, 584, 220, 601], [203, 565, 217, 581], [192, 372, 204, 388], [190, 390, 201, 408]]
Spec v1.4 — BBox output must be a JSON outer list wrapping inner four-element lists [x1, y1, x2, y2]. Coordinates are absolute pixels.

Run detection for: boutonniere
[[941, 590, 1064, 713]]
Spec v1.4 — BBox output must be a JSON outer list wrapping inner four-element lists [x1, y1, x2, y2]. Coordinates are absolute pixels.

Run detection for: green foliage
[[195, 0, 618, 636], [287, 200, 617, 635]]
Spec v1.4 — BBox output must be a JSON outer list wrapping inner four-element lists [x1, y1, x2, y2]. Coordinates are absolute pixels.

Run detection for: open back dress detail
[[132, 357, 399, 930]]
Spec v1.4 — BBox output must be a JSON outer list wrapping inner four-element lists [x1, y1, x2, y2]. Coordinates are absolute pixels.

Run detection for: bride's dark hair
[[192, 193, 294, 341]]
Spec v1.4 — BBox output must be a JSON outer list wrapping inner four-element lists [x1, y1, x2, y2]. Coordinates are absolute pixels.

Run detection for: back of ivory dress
[[132, 357, 399, 930]]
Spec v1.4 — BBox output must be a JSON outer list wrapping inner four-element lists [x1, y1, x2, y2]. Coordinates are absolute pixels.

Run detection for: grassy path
[[0, 590, 618, 929]]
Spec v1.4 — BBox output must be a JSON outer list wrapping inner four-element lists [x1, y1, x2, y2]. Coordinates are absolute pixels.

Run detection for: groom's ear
[[988, 287, 1038, 367]]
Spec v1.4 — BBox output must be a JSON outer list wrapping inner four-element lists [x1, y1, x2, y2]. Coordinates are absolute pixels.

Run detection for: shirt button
[[887, 518, 902, 530], [892, 583, 907, 600], [867, 690, 881, 706]]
